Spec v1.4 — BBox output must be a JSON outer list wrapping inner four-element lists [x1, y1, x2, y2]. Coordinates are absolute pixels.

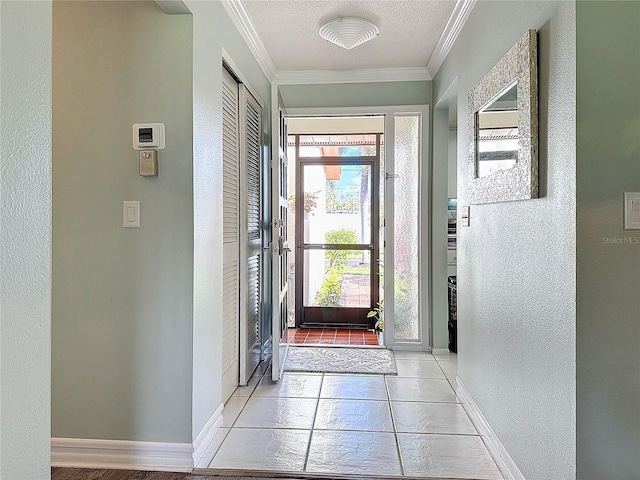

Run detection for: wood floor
[[51, 468, 307, 480]]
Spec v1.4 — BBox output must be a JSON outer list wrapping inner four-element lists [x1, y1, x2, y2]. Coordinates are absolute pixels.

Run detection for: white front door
[[271, 87, 290, 381]]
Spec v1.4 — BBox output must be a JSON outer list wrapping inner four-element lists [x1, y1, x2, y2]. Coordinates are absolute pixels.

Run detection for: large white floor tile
[[449, 379, 458, 392], [434, 352, 458, 362], [232, 373, 262, 397], [437, 360, 458, 380], [306, 430, 402, 477], [196, 427, 229, 468], [320, 374, 388, 400], [254, 361, 272, 375], [314, 398, 394, 432], [234, 396, 318, 429], [222, 395, 249, 427], [391, 401, 477, 435], [253, 372, 322, 398], [386, 377, 458, 403], [395, 359, 447, 379], [398, 433, 503, 479], [208, 428, 310, 472]]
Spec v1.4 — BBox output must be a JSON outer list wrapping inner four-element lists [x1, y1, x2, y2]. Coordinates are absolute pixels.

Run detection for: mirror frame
[[468, 29, 538, 204]]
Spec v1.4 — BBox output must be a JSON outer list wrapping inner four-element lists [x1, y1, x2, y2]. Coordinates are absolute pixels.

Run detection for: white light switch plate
[[461, 205, 470, 227], [123, 201, 140, 228], [624, 192, 640, 230]]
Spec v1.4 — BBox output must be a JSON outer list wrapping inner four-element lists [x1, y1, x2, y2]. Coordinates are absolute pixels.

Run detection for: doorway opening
[[271, 106, 429, 357], [285, 116, 385, 347]]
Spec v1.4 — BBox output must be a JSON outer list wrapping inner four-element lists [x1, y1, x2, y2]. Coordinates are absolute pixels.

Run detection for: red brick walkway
[[340, 274, 370, 307]]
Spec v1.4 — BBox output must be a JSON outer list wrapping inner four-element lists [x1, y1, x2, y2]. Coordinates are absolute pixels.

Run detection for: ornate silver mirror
[[469, 29, 538, 204]]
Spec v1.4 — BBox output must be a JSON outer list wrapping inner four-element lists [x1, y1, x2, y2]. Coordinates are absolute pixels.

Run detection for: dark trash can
[[447, 276, 457, 353]]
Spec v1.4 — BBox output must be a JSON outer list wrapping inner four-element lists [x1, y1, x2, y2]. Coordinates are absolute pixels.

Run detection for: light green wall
[[52, 1, 194, 442], [432, 108, 451, 350], [0, 1, 52, 478], [51, 0, 272, 446], [280, 81, 431, 109], [184, 0, 271, 440], [576, 2, 640, 479], [434, 1, 576, 478], [448, 131, 457, 198]]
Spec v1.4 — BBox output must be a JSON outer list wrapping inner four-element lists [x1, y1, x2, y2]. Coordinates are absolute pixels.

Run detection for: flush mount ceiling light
[[319, 16, 379, 50]]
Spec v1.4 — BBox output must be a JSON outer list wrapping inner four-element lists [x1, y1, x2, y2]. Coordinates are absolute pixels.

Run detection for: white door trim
[[279, 102, 431, 351], [222, 48, 265, 108]]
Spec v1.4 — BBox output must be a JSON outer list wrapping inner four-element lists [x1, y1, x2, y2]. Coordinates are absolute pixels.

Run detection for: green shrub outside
[[315, 229, 359, 306], [314, 268, 343, 306]]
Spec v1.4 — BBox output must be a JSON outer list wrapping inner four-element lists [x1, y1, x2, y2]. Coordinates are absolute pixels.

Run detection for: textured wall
[[52, 1, 193, 442], [448, 132, 457, 199], [184, 0, 271, 440], [576, 2, 640, 479], [433, 2, 576, 478], [0, 1, 52, 478]]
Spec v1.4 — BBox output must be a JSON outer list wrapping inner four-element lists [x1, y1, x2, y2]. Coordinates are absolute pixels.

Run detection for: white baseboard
[[432, 347, 454, 355], [192, 403, 224, 468], [51, 437, 193, 472], [456, 378, 525, 480]]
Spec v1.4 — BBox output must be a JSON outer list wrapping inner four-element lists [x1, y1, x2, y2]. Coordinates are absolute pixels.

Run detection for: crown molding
[[426, 0, 477, 78], [155, 0, 191, 15], [274, 67, 431, 85], [221, 0, 472, 84], [220, 0, 277, 81]]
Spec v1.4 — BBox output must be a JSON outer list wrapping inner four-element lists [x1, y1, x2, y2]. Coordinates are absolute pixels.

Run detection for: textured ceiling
[[242, 0, 456, 72]]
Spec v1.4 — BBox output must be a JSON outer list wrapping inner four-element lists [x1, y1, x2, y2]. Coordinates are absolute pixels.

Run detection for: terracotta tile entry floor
[[287, 328, 382, 346]]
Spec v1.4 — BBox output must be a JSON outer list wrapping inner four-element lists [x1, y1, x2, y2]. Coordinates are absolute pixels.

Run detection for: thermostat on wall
[[133, 123, 165, 150]]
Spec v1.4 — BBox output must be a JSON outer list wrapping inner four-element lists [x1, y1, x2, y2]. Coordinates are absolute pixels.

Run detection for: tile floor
[[196, 350, 504, 480], [287, 328, 383, 346]]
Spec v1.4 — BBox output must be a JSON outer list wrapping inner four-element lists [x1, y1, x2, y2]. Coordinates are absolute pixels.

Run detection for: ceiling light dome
[[319, 16, 379, 50]]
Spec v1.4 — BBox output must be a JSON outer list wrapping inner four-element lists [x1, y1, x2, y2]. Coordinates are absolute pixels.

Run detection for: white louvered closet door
[[239, 86, 262, 385], [221, 68, 240, 403]]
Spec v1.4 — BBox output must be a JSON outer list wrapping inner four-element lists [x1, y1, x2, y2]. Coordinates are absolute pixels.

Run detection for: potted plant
[[367, 300, 384, 331]]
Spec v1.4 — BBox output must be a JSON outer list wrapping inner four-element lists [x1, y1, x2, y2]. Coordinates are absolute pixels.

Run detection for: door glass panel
[[394, 115, 420, 340], [302, 164, 372, 245], [298, 135, 379, 158], [294, 130, 381, 328], [302, 249, 370, 308]]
